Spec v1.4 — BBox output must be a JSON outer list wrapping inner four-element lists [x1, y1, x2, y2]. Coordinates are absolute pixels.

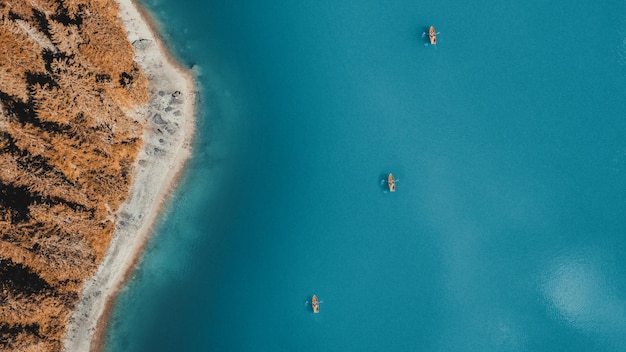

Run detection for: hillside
[[0, 0, 148, 350]]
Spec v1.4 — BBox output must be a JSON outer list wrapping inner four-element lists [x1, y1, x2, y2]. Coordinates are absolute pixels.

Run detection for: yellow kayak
[[429, 26, 437, 45], [388, 173, 396, 192], [312, 295, 319, 313]]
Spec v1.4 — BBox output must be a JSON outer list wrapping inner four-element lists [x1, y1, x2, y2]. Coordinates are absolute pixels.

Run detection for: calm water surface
[[105, 0, 626, 351]]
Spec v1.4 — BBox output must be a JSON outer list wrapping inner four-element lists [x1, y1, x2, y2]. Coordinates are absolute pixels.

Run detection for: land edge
[[61, 0, 197, 350]]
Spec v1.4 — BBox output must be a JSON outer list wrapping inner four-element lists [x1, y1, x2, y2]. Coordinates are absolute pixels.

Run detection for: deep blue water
[[105, 0, 626, 351]]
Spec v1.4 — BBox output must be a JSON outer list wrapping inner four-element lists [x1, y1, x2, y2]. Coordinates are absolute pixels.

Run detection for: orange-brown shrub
[[0, 0, 148, 350]]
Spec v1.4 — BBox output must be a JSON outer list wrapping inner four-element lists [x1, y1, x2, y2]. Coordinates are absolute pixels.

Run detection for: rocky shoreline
[[62, 0, 196, 351]]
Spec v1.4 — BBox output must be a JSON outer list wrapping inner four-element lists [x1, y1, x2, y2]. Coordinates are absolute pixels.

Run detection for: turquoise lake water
[[105, 0, 626, 351]]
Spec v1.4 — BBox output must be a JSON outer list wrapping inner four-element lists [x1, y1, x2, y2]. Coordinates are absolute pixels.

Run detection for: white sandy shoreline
[[62, 0, 196, 351]]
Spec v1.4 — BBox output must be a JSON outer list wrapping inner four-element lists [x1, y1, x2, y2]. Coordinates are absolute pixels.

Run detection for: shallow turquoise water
[[105, 0, 626, 351]]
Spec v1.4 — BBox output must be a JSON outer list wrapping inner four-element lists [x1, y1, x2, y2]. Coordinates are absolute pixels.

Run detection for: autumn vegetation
[[0, 0, 148, 350]]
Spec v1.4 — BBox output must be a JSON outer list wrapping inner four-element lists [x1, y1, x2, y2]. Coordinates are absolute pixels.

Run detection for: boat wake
[[422, 31, 440, 47], [304, 300, 324, 305], [382, 178, 399, 183]]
